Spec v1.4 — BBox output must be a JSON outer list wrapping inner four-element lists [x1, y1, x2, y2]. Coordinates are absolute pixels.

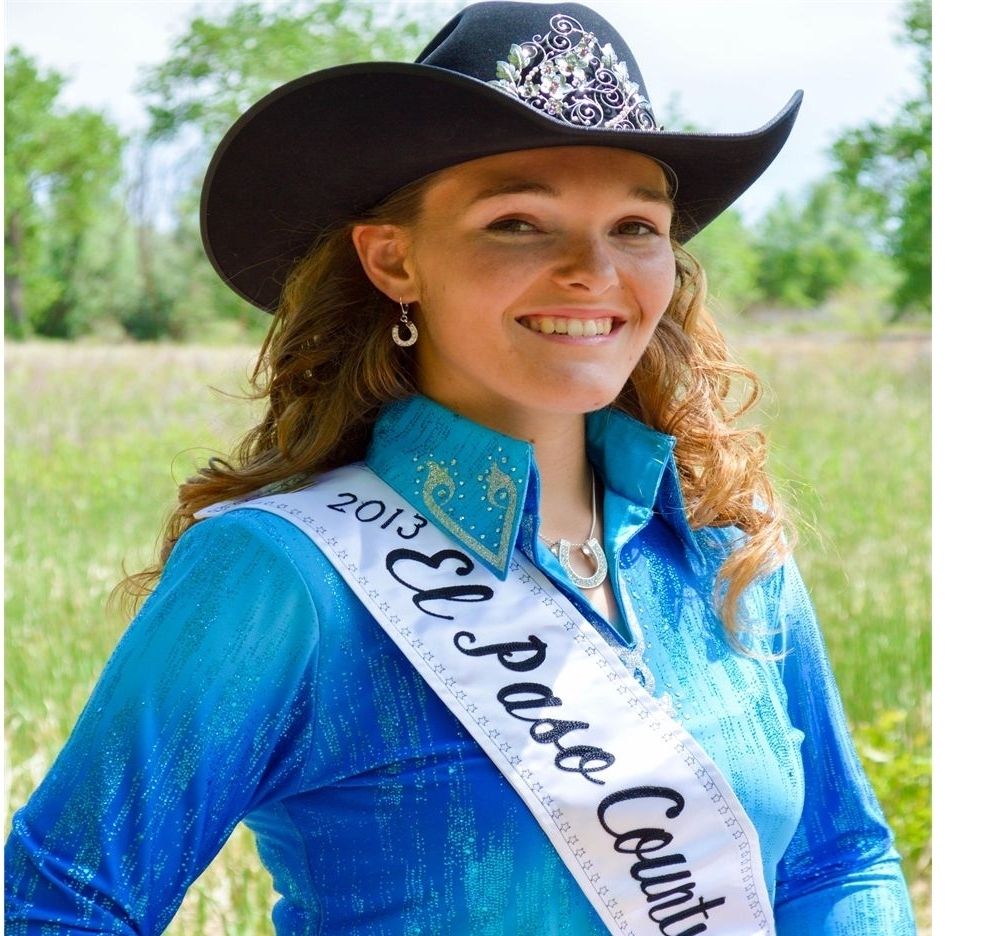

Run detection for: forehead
[[423, 146, 674, 203]]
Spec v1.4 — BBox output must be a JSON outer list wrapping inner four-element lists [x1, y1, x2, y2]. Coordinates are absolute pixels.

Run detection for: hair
[[618, 241, 792, 639], [118, 170, 791, 642]]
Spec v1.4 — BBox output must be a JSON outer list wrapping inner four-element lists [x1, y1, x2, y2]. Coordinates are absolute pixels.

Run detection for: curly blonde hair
[[120, 176, 791, 640]]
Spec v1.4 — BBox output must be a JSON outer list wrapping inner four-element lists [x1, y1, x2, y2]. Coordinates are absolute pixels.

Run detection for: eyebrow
[[467, 180, 557, 205], [629, 186, 674, 207], [466, 179, 673, 207]]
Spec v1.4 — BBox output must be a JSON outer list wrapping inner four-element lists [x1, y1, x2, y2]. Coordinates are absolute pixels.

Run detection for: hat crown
[[416, 2, 659, 131]]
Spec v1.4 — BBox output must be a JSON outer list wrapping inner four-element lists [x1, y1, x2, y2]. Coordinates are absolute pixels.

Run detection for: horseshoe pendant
[[555, 537, 609, 590]]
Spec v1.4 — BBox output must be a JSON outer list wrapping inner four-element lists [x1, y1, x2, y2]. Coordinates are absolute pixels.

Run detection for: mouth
[[518, 315, 618, 337]]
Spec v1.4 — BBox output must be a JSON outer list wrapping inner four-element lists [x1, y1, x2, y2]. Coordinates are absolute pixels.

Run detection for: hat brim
[[201, 62, 803, 312]]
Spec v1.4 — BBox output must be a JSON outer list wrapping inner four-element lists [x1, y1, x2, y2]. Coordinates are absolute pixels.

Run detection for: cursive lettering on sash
[[385, 547, 493, 619], [385, 543, 729, 933], [453, 632, 548, 671], [598, 787, 727, 934], [495, 682, 616, 784]]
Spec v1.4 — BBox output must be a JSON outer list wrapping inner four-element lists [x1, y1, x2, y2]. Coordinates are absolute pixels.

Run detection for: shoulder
[[151, 508, 346, 636], [173, 507, 332, 582]]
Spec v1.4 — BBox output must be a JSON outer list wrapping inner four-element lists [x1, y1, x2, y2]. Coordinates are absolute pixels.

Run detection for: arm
[[5, 511, 320, 935], [772, 558, 916, 934]]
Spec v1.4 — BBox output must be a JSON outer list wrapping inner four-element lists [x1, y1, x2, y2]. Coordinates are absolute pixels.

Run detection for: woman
[[6, 3, 915, 934]]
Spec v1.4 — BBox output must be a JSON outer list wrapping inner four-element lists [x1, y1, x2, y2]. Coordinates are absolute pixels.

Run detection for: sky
[[4, 0, 924, 221]]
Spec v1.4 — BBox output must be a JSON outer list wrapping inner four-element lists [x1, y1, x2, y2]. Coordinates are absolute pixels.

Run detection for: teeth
[[522, 317, 614, 336]]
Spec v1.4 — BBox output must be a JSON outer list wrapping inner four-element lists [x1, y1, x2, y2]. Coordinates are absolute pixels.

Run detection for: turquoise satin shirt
[[5, 395, 915, 934]]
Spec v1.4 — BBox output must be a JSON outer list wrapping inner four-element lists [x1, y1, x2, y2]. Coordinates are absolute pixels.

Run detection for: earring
[[391, 298, 418, 347]]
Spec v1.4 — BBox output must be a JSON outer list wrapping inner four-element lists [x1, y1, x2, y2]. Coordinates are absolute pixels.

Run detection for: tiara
[[488, 14, 662, 132]]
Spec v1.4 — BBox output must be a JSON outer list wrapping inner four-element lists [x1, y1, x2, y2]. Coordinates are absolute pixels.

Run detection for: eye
[[614, 219, 661, 237], [486, 217, 540, 233]]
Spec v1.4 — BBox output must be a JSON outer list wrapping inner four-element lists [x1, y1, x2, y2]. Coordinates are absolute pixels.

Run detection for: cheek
[[415, 242, 517, 310], [456, 250, 543, 301], [638, 253, 677, 323]]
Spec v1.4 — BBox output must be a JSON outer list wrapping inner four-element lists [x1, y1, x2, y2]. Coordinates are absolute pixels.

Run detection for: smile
[[519, 316, 616, 337]]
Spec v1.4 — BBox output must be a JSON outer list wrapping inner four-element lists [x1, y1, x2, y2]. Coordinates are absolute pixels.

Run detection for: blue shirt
[[5, 395, 915, 934]]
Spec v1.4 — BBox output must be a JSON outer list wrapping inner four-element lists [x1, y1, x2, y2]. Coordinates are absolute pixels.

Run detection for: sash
[[199, 464, 774, 935]]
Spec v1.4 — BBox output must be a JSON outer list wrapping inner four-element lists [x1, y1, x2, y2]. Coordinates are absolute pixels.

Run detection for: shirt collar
[[366, 395, 703, 579]]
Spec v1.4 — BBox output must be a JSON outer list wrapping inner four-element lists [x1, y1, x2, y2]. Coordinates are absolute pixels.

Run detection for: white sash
[[199, 464, 774, 935]]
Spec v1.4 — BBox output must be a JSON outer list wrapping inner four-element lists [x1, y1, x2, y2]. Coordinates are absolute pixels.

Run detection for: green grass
[[5, 337, 931, 933]]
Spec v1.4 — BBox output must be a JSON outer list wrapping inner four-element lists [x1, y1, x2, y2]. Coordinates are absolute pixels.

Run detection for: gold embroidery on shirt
[[422, 460, 518, 573]]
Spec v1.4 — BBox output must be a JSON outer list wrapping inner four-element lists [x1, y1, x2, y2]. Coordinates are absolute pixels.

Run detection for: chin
[[534, 383, 626, 416]]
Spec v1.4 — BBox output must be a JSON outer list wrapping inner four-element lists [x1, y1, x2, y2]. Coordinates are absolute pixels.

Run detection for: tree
[[5, 48, 126, 337], [753, 177, 886, 309], [140, 0, 453, 149], [686, 210, 762, 314], [832, 0, 930, 316]]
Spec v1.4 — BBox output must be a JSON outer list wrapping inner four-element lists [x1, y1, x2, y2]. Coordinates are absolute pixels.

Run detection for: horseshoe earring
[[391, 298, 418, 347]]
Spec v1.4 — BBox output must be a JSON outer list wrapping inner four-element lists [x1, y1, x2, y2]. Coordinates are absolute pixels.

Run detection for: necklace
[[538, 469, 609, 590]]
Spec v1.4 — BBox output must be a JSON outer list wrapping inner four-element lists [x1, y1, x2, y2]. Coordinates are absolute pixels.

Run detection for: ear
[[351, 224, 418, 303]]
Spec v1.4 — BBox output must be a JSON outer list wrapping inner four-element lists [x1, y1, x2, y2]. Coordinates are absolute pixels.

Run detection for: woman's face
[[404, 146, 677, 430]]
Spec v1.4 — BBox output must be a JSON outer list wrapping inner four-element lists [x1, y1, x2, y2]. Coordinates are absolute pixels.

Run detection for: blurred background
[[5, 0, 931, 932]]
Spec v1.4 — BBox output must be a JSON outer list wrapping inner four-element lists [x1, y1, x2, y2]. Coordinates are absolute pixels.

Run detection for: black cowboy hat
[[201, 1, 803, 313]]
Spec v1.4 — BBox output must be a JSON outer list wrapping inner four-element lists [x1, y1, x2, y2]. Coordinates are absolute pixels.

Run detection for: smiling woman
[[4, 3, 917, 935]]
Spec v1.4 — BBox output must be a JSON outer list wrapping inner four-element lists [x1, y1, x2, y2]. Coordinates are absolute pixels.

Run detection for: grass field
[[4, 337, 931, 933]]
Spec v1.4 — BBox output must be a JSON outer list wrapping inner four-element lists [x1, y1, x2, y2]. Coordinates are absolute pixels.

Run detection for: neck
[[513, 413, 595, 544], [530, 416, 594, 542]]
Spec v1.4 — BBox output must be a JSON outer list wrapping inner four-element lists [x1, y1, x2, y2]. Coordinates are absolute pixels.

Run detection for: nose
[[551, 233, 619, 294]]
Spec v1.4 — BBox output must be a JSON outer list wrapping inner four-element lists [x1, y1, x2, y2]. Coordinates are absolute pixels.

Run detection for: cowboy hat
[[201, 1, 803, 312]]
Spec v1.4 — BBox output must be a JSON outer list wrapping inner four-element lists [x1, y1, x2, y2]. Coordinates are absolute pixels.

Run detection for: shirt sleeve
[[772, 557, 917, 934], [4, 510, 321, 935]]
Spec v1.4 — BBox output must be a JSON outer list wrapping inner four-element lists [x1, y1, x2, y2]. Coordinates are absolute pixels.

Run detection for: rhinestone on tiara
[[487, 14, 662, 132]]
